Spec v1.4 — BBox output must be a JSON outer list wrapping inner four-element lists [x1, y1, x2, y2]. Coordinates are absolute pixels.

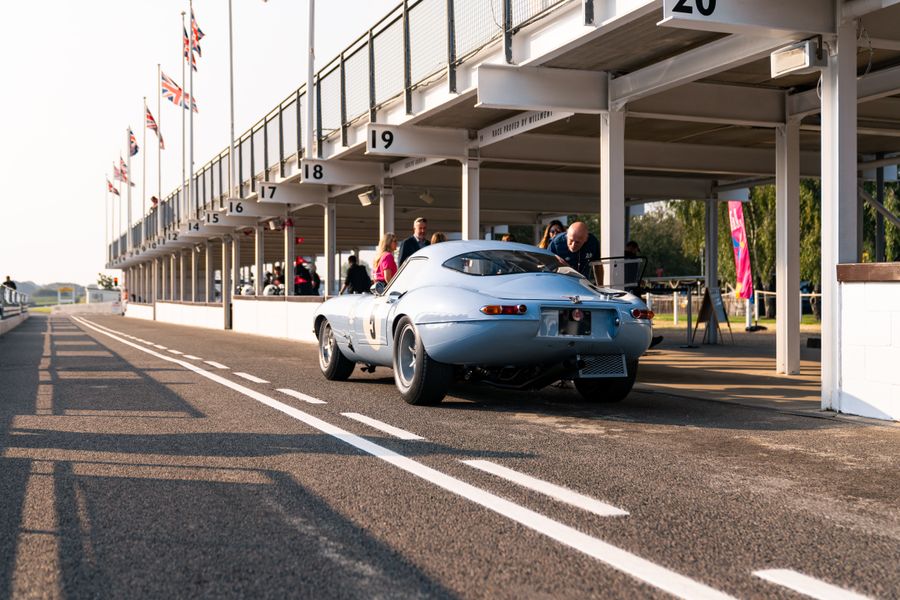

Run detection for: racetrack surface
[[1, 314, 898, 599]]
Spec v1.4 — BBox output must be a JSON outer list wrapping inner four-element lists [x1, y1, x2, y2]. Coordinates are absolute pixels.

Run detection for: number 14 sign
[[660, 0, 833, 36]]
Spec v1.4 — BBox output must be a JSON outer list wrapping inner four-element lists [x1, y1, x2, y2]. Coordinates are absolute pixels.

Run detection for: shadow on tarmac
[[0, 315, 459, 599]]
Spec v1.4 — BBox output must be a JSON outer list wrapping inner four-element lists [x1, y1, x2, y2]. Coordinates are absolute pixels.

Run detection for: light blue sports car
[[313, 240, 654, 405]]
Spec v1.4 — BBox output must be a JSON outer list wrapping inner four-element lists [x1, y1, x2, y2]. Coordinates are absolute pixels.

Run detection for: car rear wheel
[[318, 319, 355, 381], [393, 317, 453, 405], [574, 360, 638, 403]]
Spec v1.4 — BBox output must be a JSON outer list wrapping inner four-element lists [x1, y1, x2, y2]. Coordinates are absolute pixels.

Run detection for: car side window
[[384, 257, 428, 295]]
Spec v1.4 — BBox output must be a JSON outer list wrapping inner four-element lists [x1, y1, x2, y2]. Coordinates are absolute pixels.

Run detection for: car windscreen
[[442, 250, 565, 277]]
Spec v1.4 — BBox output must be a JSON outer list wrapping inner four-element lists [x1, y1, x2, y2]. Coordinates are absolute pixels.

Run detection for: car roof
[[412, 240, 556, 264]]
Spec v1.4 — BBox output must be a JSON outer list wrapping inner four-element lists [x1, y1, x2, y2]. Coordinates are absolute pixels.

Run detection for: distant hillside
[[11, 280, 39, 297], [32, 283, 86, 297]]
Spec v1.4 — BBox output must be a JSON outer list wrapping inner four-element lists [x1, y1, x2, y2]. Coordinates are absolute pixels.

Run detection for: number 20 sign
[[661, 0, 833, 36]]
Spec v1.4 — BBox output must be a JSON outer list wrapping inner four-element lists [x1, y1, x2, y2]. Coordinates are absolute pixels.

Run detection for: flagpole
[[105, 179, 109, 264], [306, 0, 315, 156], [157, 63, 163, 238], [126, 131, 133, 254], [228, 0, 236, 201], [189, 0, 195, 220], [181, 10, 187, 228], [142, 98, 147, 246]]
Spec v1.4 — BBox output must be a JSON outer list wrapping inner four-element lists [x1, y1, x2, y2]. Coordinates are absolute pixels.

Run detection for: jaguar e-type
[[313, 241, 653, 405]]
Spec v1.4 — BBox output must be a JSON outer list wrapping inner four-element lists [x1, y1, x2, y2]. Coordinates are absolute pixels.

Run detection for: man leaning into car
[[549, 221, 600, 279]]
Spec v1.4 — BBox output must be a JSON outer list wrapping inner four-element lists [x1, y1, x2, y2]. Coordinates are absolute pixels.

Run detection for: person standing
[[430, 231, 447, 245], [340, 255, 372, 294], [398, 217, 429, 265], [3, 276, 16, 290], [549, 222, 600, 279], [538, 220, 565, 249], [374, 233, 399, 285], [308, 264, 321, 296], [294, 257, 313, 295]]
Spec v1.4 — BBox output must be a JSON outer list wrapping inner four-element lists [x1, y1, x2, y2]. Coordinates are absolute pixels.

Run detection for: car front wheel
[[318, 319, 355, 381], [393, 317, 453, 405], [574, 359, 638, 403]]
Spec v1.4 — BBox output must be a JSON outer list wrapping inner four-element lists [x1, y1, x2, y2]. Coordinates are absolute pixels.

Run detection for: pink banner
[[727, 201, 753, 300]]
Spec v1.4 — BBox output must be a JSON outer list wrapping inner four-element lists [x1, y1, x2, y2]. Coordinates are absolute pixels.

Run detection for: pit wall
[[0, 312, 29, 336], [124, 303, 155, 321], [231, 297, 323, 343], [154, 302, 224, 330], [837, 263, 900, 421]]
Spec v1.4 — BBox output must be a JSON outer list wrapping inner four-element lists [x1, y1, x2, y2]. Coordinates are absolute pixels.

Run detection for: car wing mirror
[[370, 281, 386, 295]]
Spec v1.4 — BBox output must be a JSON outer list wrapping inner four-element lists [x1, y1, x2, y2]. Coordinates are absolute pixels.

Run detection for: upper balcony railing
[[111, 0, 573, 262], [1, 285, 28, 319]]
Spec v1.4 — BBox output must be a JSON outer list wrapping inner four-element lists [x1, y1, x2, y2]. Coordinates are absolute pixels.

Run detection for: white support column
[[254, 225, 264, 296], [161, 256, 167, 301], [231, 234, 240, 297], [284, 220, 296, 296], [170, 254, 176, 301], [324, 202, 337, 297], [821, 16, 859, 410], [179, 251, 186, 302], [706, 196, 722, 344], [380, 181, 395, 239], [205, 240, 214, 302], [190, 246, 198, 303], [600, 107, 625, 285], [462, 149, 480, 240], [152, 258, 158, 319], [222, 236, 232, 329], [776, 119, 801, 375]]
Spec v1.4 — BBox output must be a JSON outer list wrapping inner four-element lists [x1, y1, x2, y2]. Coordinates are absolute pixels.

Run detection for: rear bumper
[[418, 319, 652, 366]]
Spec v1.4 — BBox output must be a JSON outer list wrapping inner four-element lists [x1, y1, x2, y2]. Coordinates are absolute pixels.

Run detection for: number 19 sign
[[365, 124, 467, 160], [660, 0, 833, 36]]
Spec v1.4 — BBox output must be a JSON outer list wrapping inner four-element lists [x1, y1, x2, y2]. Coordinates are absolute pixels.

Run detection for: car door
[[362, 257, 429, 363]]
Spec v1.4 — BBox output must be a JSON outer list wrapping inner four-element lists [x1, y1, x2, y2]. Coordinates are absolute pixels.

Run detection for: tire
[[392, 317, 453, 405], [574, 360, 638, 403], [318, 319, 355, 381]]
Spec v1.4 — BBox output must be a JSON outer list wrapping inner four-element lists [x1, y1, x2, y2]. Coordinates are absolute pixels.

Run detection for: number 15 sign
[[660, 0, 833, 36]]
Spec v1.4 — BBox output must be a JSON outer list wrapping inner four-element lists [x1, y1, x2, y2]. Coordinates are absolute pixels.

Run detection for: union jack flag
[[107, 178, 120, 196], [145, 107, 165, 149], [113, 160, 135, 187], [191, 9, 204, 57], [129, 128, 139, 156], [183, 27, 197, 71], [161, 71, 199, 113]]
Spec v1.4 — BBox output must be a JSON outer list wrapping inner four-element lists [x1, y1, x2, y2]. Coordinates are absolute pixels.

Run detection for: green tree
[[628, 208, 699, 276], [97, 273, 115, 290]]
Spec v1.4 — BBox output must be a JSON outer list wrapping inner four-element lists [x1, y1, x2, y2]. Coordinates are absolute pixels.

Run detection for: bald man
[[548, 221, 600, 278]]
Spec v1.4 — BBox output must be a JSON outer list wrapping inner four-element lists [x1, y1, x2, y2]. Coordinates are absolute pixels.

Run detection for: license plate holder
[[559, 308, 591, 336]]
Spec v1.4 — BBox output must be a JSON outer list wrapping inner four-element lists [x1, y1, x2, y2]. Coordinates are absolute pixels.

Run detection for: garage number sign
[[660, 0, 834, 36]]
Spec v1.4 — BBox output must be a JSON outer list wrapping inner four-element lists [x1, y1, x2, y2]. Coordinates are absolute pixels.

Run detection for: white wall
[[232, 299, 321, 343], [124, 303, 154, 321], [155, 303, 224, 330], [839, 282, 900, 421]]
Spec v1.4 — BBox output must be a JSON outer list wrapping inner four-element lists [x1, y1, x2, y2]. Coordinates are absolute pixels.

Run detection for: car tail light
[[480, 304, 527, 315], [631, 308, 654, 320]]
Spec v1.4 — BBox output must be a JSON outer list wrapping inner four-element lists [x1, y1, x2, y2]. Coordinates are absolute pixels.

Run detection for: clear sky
[[0, 0, 396, 287]]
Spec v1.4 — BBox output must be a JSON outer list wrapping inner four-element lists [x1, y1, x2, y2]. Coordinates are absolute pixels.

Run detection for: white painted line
[[183, 355, 201, 360], [72, 316, 735, 600], [341, 412, 424, 440], [277, 389, 326, 404], [463, 460, 628, 517], [168, 349, 183, 355], [153, 344, 167, 350], [754, 570, 871, 600], [204, 360, 229, 370], [234, 372, 269, 384]]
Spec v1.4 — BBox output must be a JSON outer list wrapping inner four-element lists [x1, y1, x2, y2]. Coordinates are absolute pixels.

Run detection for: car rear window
[[442, 250, 562, 276]]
